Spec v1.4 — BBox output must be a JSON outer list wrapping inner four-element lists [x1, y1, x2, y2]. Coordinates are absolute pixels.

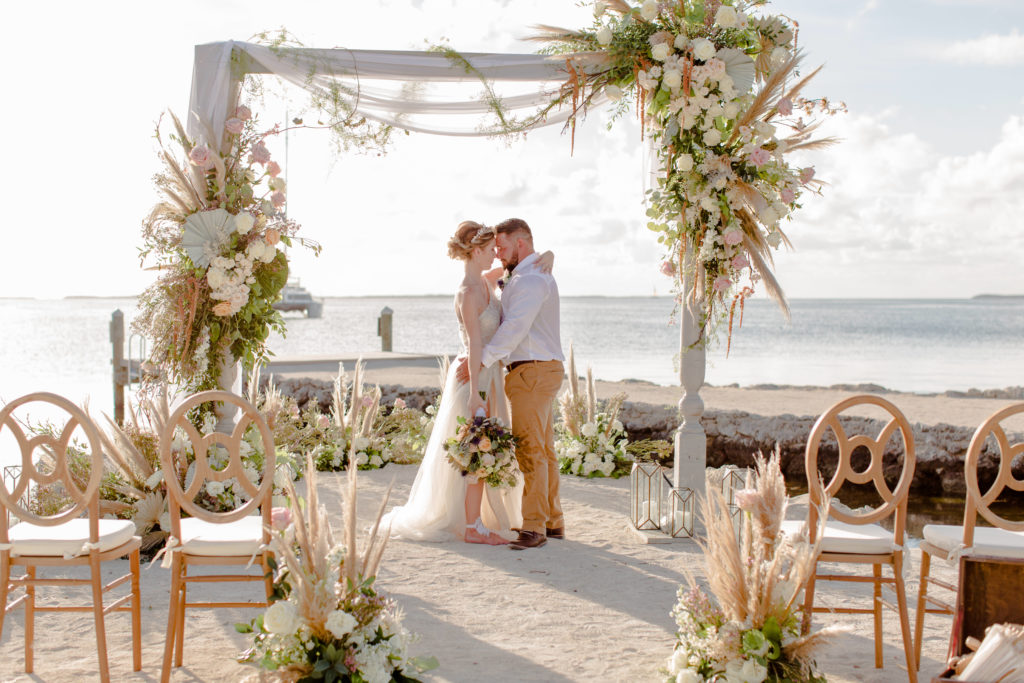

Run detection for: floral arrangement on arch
[[530, 0, 843, 341], [134, 106, 319, 393], [555, 346, 631, 478], [665, 452, 837, 682]]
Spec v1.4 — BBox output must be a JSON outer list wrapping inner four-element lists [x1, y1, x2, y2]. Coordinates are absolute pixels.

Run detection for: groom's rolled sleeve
[[480, 275, 547, 368]]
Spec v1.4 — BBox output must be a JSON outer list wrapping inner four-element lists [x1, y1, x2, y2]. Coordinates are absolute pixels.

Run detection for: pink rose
[[731, 253, 749, 270], [394, 398, 407, 410], [660, 260, 676, 277], [225, 117, 244, 135], [267, 161, 282, 178], [189, 145, 213, 170], [270, 506, 292, 530], [270, 191, 286, 208], [264, 228, 281, 246], [212, 301, 234, 316], [800, 167, 816, 185], [749, 148, 770, 167], [780, 187, 796, 204], [734, 488, 761, 511], [250, 142, 271, 165], [713, 275, 732, 293], [234, 105, 252, 121], [316, 414, 330, 430], [723, 228, 744, 246], [777, 97, 793, 116], [361, 395, 374, 407]]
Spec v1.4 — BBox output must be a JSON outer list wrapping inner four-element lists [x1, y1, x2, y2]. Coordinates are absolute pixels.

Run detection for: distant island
[[972, 294, 1024, 300]]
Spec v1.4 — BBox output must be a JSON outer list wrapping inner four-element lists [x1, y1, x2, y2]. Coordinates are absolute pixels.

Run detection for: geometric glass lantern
[[630, 461, 663, 530], [661, 480, 694, 538], [721, 465, 748, 508]]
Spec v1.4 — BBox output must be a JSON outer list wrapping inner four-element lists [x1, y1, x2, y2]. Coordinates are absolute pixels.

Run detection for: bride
[[382, 221, 551, 545]]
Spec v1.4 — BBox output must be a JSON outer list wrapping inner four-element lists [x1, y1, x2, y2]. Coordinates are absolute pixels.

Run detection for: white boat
[[274, 279, 323, 318]]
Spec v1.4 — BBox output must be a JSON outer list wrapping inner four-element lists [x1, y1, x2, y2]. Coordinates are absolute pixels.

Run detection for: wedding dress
[[382, 295, 523, 541]]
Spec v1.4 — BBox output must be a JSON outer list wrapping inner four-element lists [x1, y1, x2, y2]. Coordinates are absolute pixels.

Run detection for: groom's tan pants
[[505, 360, 564, 535]]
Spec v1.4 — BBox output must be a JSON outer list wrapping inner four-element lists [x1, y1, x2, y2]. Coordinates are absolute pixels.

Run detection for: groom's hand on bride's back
[[454, 357, 470, 384]]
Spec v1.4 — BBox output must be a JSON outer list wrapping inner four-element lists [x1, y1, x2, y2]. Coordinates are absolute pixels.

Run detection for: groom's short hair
[[495, 218, 532, 239]]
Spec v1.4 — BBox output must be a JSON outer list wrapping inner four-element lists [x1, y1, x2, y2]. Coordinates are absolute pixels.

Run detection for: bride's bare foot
[[464, 519, 510, 545]]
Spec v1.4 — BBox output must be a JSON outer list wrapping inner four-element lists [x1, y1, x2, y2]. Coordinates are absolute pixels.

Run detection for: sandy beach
[[1, 465, 960, 682]]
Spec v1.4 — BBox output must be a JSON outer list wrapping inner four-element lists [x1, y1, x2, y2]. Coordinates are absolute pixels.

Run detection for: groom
[[457, 218, 565, 550]]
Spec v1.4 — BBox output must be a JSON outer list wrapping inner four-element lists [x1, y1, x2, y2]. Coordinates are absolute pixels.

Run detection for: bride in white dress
[[382, 221, 551, 545]]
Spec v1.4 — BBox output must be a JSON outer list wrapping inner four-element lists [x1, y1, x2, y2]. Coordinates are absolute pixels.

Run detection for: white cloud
[[935, 29, 1024, 65]]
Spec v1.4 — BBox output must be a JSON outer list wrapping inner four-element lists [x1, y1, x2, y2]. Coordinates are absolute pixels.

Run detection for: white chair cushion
[[7, 518, 136, 557], [179, 515, 264, 557], [781, 518, 897, 555], [923, 524, 1024, 560]]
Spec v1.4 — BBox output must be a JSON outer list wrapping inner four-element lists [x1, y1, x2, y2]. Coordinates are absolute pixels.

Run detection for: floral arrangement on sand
[[134, 106, 319, 392], [555, 346, 630, 478], [444, 413, 520, 489], [529, 0, 842, 341], [666, 452, 836, 682], [239, 379, 436, 682]]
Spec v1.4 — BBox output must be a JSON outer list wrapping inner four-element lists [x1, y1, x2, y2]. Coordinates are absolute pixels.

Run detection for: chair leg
[[131, 548, 142, 672], [162, 555, 183, 683], [175, 562, 187, 667], [893, 555, 918, 683], [914, 550, 932, 671], [25, 566, 35, 673], [801, 570, 817, 635], [89, 552, 111, 683], [0, 553, 10, 642], [872, 564, 883, 669]]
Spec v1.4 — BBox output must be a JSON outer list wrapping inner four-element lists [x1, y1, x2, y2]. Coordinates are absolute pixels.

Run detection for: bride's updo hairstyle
[[447, 221, 495, 261]]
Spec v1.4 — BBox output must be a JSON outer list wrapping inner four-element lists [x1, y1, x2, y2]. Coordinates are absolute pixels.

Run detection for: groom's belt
[[506, 360, 551, 372]]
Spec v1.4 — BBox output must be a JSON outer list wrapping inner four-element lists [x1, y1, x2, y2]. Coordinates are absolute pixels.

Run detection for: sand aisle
[[1, 466, 957, 682]]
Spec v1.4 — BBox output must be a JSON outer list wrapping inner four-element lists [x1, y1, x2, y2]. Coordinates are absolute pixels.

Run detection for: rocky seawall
[[266, 377, 1023, 498]]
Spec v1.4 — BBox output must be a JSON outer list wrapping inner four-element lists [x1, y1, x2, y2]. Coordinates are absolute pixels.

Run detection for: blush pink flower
[[264, 228, 281, 246], [777, 97, 793, 116], [800, 167, 816, 184], [780, 187, 796, 204], [250, 142, 271, 165], [234, 105, 252, 121], [212, 301, 234, 316], [660, 260, 676, 277], [225, 117, 244, 135], [723, 228, 744, 246], [748, 148, 771, 167], [713, 275, 732, 293], [362, 395, 374, 407], [270, 507, 292, 530], [270, 191, 286, 208], [267, 161, 282, 177], [394, 398, 407, 410], [316, 414, 330, 430], [189, 145, 214, 170], [731, 253, 749, 270]]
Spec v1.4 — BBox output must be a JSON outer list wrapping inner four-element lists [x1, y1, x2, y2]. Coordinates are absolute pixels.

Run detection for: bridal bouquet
[[665, 452, 836, 682], [444, 414, 520, 488], [529, 0, 842, 341], [134, 106, 319, 392]]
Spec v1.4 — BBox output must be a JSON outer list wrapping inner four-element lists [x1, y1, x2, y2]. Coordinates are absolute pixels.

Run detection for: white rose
[[599, 461, 615, 476], [677, 669, 703, 683], [675, 153, 694, 172], [765, 230, 783, 248], [640, 0, 659, 21], [723, 101, 740, 119], [612, 419, 624, 432], [669, 648, 688, 674], [707, 103, 724, 118], [662, 68, 682, 90], [581, 422, 598, 437], [206, 480, 224, 496], [692, 38, 716, 61], [263, 600, 301, 635], [651, 42, 672, 62], [594, 1, 606, 18], [234, 212, 254, 235], [325, 609, 358, 639], [369, 455, 383, 468], [354, 436, 371, 451], [605, 84, 623, 101], [715, 5, 738, 28], [268, 177, 287, 193], [673, 34, 688, 50], [741, 659, 768, 683], [702, 128, 722, 146], [596, 26, 613, 46], [355, 452, 369, 466], [760, 205, 780, 226], [480, 453, 496, 468]]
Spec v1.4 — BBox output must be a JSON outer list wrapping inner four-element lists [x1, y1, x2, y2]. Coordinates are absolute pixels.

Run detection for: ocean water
[[2, 296, 1022, 422]]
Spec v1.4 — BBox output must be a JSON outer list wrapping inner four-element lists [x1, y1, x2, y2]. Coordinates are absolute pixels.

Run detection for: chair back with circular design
[[158, 391, 276, 532], [0, 392, 105, 533], [805, 394, 916, 545], [963, 402, 1024, 545]]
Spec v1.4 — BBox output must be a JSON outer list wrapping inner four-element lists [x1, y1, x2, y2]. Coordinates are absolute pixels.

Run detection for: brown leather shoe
[[546, 527, 565, 539], [509, 530, 547, 550]]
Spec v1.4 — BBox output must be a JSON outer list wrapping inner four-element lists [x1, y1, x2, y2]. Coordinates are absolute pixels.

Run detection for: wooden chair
[[159, 390, 276, 683], [0, 392, 141, 681], [783, 395, 918, 683], [914, 402, 1024, 669]]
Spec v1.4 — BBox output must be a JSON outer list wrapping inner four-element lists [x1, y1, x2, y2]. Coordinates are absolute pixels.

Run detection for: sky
[[2, 0, 1023, 299]]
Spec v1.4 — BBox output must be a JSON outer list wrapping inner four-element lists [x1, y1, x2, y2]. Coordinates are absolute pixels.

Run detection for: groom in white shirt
[[458, 218, 565, 550]]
